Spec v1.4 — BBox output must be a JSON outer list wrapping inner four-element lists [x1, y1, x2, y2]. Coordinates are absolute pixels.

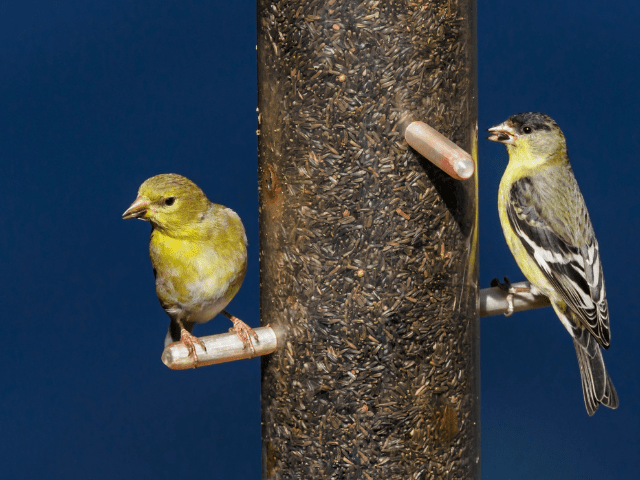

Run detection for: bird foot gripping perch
[[222, 310, 259, 356], [487, 277, 542, 316], [178, 328, 208, 365]]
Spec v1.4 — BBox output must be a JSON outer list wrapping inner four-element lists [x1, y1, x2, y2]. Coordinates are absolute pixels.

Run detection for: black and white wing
[[507, 176, 610, 349]]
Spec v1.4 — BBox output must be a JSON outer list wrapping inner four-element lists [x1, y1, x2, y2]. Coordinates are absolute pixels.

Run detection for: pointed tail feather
[[574, 339, 619, 416]]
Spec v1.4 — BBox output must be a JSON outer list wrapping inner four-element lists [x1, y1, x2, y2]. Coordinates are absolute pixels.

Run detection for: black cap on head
[[508, 112, 557, 132]]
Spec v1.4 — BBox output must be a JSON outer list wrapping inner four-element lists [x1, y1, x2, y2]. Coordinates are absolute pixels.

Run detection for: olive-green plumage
[[489, 112, 618, 415], [123, 173, 253, 362]]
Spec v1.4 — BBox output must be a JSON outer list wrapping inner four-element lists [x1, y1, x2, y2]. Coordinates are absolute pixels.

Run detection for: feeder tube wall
[[258, 1, 479, 478]]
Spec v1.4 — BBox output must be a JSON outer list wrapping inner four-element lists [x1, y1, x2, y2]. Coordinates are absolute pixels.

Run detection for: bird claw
[[227, 317, 258, 356], [491, 276, 512, 291], [491, 277, 534, 317], [180, 328, 207, 368], [505, 293, 514, 317]]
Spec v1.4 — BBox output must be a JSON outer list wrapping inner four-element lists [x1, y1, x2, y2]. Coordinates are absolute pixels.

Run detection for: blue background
[[1, 1, 638, 478]]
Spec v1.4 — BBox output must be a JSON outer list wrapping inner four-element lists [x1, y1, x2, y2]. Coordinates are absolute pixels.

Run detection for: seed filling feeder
[[257, 0, 480, 477]]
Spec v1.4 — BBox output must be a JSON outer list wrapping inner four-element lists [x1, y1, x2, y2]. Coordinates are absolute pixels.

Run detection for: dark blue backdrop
[[2, 1, 638, 478]]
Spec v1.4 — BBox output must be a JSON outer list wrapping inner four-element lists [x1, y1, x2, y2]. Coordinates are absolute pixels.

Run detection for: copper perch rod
[[404, 121, 475, 180], [161, 325, 280, 370], [479, 281, 551, 317]]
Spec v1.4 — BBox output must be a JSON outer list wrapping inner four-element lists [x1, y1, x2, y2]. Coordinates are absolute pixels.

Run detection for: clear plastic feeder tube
[[258, 1, 479, 478]]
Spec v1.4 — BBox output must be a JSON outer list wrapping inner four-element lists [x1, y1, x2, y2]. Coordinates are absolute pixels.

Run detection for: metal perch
[[161, 326, 279, 370], [479, 281, 550, 317]]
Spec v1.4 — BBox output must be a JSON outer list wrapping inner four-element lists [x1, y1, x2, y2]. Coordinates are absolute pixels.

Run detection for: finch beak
[[122, 196, 151, 220], [487, 122, 517, 145]]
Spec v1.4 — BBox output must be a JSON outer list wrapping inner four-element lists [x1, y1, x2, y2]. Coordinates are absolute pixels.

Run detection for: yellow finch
[[123, 173, 257, 364], [488, 112, 618, 415]]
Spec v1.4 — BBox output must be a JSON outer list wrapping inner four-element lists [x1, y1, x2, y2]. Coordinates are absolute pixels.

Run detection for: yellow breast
[[149, 212, 247, 322]]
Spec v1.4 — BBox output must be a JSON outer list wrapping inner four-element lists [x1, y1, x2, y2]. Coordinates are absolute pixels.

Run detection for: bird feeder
[[258, 0, 479, 478]]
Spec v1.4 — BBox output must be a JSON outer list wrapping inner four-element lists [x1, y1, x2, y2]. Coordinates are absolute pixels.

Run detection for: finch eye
[[522, 126, 533, 134], [163, 197, 175, 206]]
